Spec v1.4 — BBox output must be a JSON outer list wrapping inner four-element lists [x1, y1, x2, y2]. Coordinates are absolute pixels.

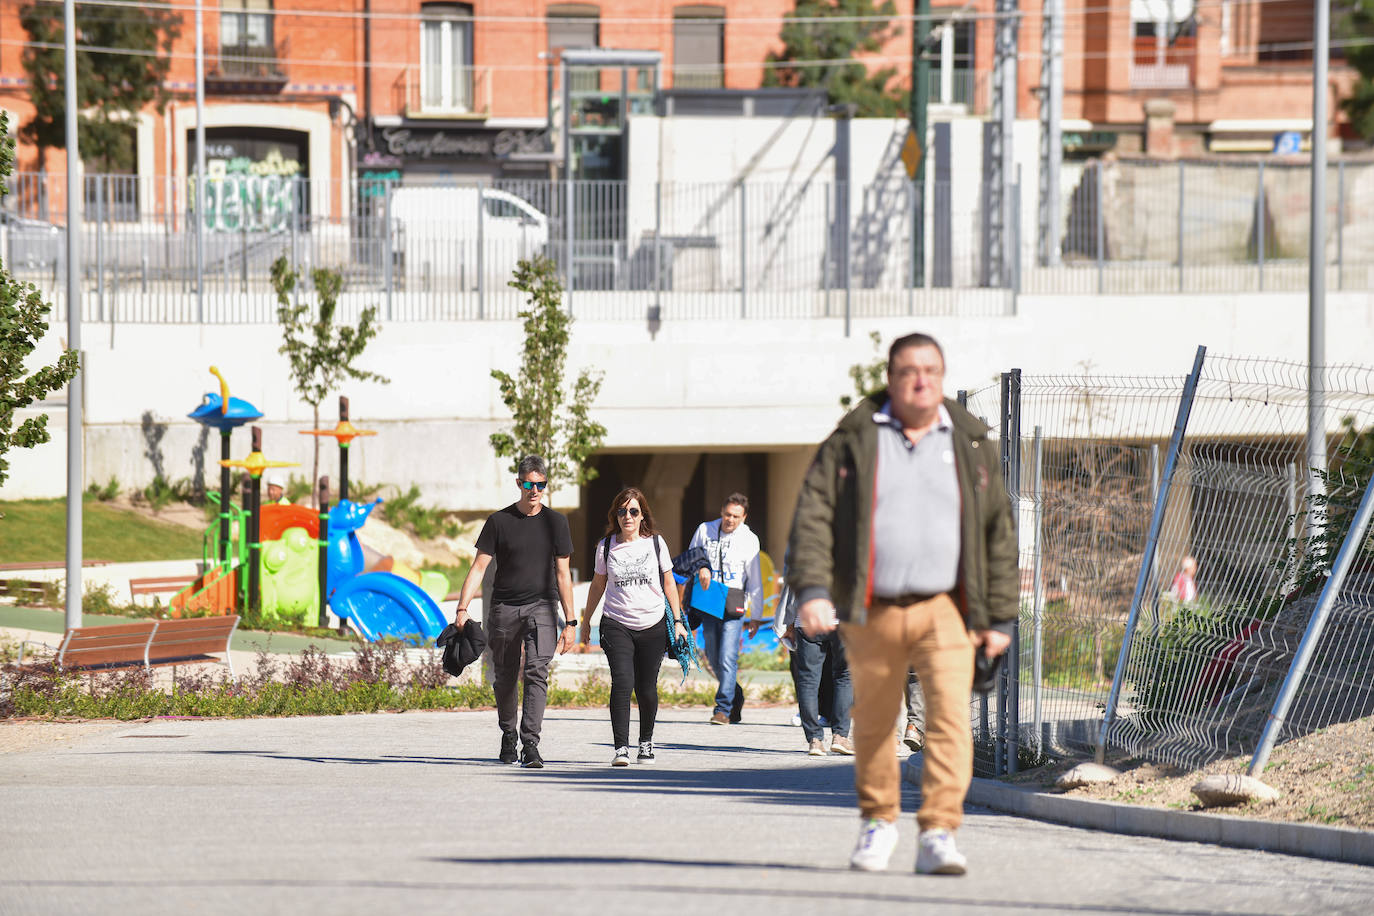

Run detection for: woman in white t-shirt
[[578, 487, 690, 767]]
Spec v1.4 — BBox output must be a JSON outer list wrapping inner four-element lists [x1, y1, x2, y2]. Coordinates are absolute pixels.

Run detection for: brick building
[[0, 1, 1362, 203]]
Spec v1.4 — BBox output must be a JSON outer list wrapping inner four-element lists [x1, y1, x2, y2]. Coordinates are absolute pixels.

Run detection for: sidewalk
[[2, 706, 1371, 915]]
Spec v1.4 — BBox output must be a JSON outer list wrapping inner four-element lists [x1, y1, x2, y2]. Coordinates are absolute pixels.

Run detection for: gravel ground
[[1007, 715, 1374, 829]]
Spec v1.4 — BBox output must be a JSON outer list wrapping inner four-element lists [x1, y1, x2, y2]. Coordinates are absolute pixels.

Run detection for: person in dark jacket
[[788, 332, 1017, 877]]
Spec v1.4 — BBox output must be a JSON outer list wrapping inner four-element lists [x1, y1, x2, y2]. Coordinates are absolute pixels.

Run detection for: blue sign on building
[[1273, 131, 1303, 155]]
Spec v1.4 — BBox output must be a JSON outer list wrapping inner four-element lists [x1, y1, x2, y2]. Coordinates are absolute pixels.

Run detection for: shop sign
[[374, 125, 553, 161]]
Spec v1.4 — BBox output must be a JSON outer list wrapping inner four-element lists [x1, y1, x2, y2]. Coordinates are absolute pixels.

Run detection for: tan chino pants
[[841, 593, 975, 831]]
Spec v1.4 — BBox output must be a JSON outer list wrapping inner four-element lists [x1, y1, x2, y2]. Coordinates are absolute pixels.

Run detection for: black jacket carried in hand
[[436, 620, 486, 677]]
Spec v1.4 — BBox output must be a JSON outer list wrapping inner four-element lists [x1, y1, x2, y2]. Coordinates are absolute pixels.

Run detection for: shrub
[[380, 484, 459, 540], [85, 476, 121, 501]]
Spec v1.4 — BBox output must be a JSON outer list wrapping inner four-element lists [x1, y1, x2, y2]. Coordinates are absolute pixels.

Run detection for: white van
[[385, 185, 549, 291]]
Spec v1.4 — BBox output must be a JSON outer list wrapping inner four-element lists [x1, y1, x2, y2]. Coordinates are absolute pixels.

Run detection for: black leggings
[[599, 615, 668, 749]]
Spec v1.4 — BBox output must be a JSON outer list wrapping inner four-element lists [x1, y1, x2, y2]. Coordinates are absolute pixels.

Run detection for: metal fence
[[10, 159, 1374, 324], [974, 354, 1374, 776], [0, 171, 1013, 324], [1030, 158, 1374, 295]]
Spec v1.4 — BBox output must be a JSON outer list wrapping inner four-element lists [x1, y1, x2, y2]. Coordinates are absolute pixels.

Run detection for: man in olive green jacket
[[789, 332, 1017, 876]]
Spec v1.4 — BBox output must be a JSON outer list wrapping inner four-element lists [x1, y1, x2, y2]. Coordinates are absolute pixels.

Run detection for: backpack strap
[[600, 535, 612, 573]]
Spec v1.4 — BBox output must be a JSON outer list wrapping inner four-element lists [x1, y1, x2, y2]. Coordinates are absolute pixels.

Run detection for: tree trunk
[[311, 403, 321, 509]]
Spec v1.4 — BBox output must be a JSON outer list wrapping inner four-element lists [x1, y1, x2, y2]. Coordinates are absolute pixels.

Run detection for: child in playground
[[579, 487, 691, 766]]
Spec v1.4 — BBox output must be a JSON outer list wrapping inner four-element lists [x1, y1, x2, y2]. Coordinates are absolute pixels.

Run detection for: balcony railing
[[927, 68, 975, 107], [210, 37, 289, 86], [1130, 62, 1193, 89], [673, 69, 724, 90], [395, 66, 492, 118]]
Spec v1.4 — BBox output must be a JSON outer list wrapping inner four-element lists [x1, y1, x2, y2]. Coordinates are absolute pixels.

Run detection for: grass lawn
[[0, 498, 202, 563]]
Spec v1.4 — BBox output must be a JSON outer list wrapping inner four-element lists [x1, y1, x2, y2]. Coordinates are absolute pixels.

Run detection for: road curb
[[902, 759, 1374, 867]]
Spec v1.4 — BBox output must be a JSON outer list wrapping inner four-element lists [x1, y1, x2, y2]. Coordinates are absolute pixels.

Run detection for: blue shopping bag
[[688, 578, 728, 619]]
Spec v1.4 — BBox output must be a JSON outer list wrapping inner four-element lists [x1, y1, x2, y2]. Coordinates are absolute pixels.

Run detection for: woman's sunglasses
[[519, 479, 548, 491], [616, 507, 641, 518]]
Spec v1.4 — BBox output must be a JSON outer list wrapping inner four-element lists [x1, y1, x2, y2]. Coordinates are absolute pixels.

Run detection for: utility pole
[[1307, 0, 1330, 525], [63, 0, 82, 631], [1037, 0, 1063, 267], [986, 0, 1019, 287], [910, 0, 931, 287]]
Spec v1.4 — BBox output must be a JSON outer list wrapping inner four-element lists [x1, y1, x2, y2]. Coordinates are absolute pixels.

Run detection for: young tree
[[0, 113, 80, 496], [489, 257, 606, 494], [20, 2, 181, 171], [271, 257, 389, 507], [840, 330, 886, 410], [763, 0, 908, 117], [1339, 2, 1374, 138]]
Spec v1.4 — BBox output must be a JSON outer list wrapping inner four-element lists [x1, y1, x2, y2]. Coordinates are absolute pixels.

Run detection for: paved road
[[1, 706, 1370, 915]]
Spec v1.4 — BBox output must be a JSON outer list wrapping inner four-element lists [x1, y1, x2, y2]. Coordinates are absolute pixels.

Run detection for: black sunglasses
[[519, 479, 548, 491], [616, 507, 641, 518]]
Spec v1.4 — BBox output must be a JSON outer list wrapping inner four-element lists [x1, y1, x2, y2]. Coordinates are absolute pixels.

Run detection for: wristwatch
[[563, 619, 578, 628]]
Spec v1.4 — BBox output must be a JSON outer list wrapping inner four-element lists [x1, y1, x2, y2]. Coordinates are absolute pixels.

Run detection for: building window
[[673, 6, 724, 89], [220, 0, 275, 76], [1129, 0, 1195, 89], [548, 4, 600, 93], [928, 13, 974, 107], [420, 3, 474, 112]]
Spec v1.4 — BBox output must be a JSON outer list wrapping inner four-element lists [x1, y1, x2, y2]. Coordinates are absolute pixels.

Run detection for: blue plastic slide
[[328, 571, 448, 643]]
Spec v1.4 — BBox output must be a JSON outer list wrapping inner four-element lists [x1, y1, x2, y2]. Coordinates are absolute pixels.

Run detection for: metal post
[[1250, 474, 1374, 775], [912, 0, 929, 286], [907, 180, 916, 315], [1337, 160, 1345, 292], [1003, 368, 1022, 774], [1095, 161, 1105, 294], [219, 431, 232, 566], [739, 182, 747, 319], [248, 428, 262, 614], [339, 395, 351, 502], [383, 181, 393, 320], [63, 0, 83, 631], [1177, 161, 1185, 293], [1097, 345, 1208, 764], [1257, 160, 1266, 291], [1031, 426, 1044, 754], [653, 180, 662, 316], [476, 180, 485, 319], [95, 175, 104, 321], [562, 60, 575, 316], [842, 181, 852, 338], [318, 477, 331, 628], [1308, 0, 1331, 521], [194, 0, 206, 324], [823, 187, 832, 317]]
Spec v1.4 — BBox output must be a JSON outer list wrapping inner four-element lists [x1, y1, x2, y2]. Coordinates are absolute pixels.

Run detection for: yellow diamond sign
[[901, 128, 924, 180]]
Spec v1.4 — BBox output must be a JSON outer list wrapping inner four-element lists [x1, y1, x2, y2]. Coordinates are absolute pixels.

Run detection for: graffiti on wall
[[191, 147, 304, 232]]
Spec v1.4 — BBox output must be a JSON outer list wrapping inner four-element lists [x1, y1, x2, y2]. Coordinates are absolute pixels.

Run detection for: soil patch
[[1008, 716, 1374, 829], [0, 719, 123, 755]]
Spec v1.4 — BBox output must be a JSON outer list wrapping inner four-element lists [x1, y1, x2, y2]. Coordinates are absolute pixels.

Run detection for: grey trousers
[[487, 600, 558, 748], [906, 670, 927, 732]]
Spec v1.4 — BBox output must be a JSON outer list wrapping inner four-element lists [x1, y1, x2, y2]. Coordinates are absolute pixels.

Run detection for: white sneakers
[[849, 818, 900, 871], [915, 828, 968, 875], [850, 820, 967, 875]]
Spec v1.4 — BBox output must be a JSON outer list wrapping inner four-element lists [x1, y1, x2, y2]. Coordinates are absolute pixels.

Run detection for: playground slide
[[328, 571, 448, 643]]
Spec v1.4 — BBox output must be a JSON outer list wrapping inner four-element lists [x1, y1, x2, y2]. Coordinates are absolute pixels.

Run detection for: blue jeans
[[795, 631, 852, 742], [700, 615, 743, 717]]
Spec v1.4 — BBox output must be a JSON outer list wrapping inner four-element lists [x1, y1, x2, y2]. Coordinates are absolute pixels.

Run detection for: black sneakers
[[637, 741, 655, 763], [499, 733, 518, 764], [520, 744, 545, 769]]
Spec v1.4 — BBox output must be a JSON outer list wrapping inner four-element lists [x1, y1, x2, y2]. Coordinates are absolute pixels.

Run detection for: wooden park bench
[[129, 576, 198, 604], [18, 616, 240, 679]]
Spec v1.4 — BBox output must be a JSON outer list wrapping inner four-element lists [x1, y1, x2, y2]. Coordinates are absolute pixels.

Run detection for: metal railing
[[974, 354, 1374, 776], [8, 160, 1374, 324], [393, 65, 492, 117], [0, 172, 1017, 324]]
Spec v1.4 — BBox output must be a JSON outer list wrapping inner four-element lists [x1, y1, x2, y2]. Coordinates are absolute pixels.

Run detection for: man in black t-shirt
[[454, 455, 576, 768]]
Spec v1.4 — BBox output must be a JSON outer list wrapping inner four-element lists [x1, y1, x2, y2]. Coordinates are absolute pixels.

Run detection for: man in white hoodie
[[689, 493, 764, 725]]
